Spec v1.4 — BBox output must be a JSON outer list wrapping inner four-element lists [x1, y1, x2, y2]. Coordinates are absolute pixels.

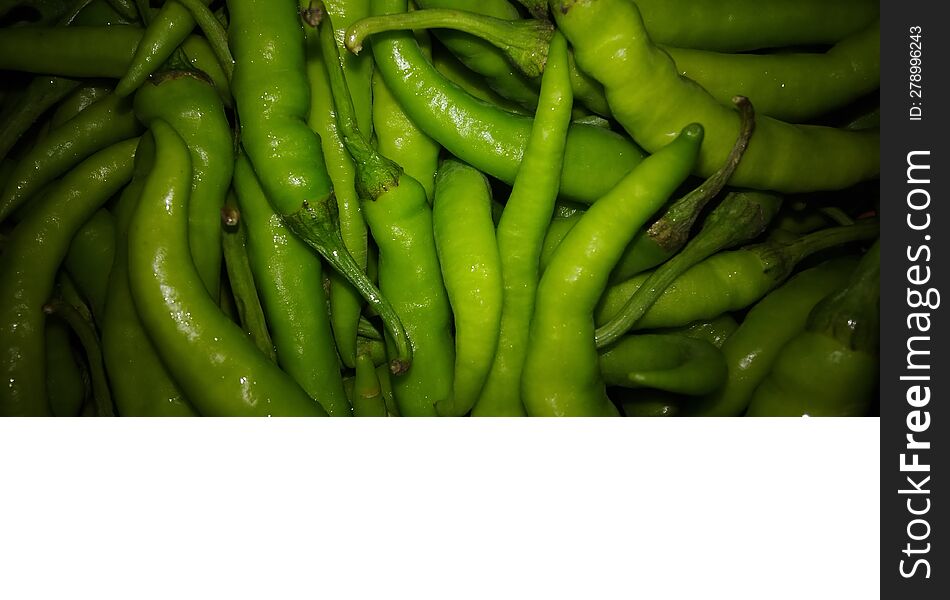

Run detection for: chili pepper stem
[[345, 8, 554, 78]]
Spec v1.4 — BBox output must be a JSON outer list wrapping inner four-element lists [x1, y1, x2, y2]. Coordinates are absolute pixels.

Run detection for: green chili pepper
[[598, 334, 727, 396], [45, 318, 85, 417], [220, 195, 278, 365], [552, 0, 879, 193], [596, 190, 783, 348], [133, 69, 233, 299], [415, 0, 540, 110], [595, 219, 879, 332], [48, 81, 111, 128], [233, 154, 350, 417], [0, 76, 80, 164], [619, 389, 681, 417], [321, 10, 453, 415], [128, 122, 326, 417], [229, 0, 412, 373], [540, 96, 756, 283], [0, 137, 136, 416], [372, 65, 441, 204], [522, 123, 703, 417], [631, 0, 879, 52], [63, 208, 115, 321], [173, 0, 233, 83], [431, 46, 530, 115], [0, 92, 141, 223], [301, 0, 371, 369], [432, 159, 503, 417], [666, 314, 739, 350], [114, 0, 212, 97], [43, 295, 114, 417], [685, 258, 857, 417], [746, 241, 879, 416], [667, 21, 880, 123], [346, 8, 554, 79], [473, 31, 572, 417], [366, 0, 644, 205], [101, 143, 197, 417], [0, 25, 143, 77]]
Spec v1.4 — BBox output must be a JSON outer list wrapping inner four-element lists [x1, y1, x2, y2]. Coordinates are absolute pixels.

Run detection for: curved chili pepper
[[685, 258, 857, 417], [746, 241, 879, 416], [101, 144, 197, 417], [128, 122, 326, 416], [473, 30, 572, 417], [233, 154, 350, 417], [0, 92, 141, 223], [63, 208, 115, 321], [631, 0, 878, 52], [229, 0, 412, 372], [114, 0, 212, 97], [595, 190, 783, 348], [522, 124, 703, 417], [432, 159, 503, 417], [667, 21, 880, 123], [366, 0, 644, 205], [431, 47, 530, 115], [0, 76, 80, 163], [321, 11, 453, 415], [0, 138, 136, 416], [552, 0, 879, 193], [598, 334, 727, 396], [48, 81, 111, 128], [595, 219, 879, 332], [133, 69, 233, 299]]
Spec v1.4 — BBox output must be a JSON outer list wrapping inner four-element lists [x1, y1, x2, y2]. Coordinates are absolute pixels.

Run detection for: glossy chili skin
[[302, 0, 370, 369], [598, 334, 727, 396], [49, 82, 111, 128], [114, 0, 213, 97], [746, 242, 879, 417], [233, 155, 350, 417], [474, 31, 573, 417], [133, 69, 233, 299], [631, 0, 879, 51], [521, 124, 703, 417], [595, 219, 879, 332], [667, 21, 880, 123], [0, 138, 136, 416], [432, 159, 503, 416], [0, 76, 80, 163], [553, 0, 879, 193], [415, 0, 539, 110], [685, 258, 857, 417], [101, 141, 198, 417], [369, 0, 644, 205], [1, 92, 141, 223], [127, 122, 326, 416]]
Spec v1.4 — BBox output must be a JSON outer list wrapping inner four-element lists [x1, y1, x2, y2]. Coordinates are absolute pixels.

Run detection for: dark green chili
[[64, 208, 115, 321], [48, 81, 111, 128], [685, 258, 857, 417], [0, 92, 141, 223], [44, 318, 85, 417], [0, 76, 80, 163], [598, 334, 727, 396], [114, 0, 212, 97], [746, 241, 879, 416], [101, 145, 198, 417], [0, 138, 136, 416]]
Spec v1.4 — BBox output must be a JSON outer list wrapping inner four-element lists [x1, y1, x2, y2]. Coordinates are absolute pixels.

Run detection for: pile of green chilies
[[0, 0, 881, 417]]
